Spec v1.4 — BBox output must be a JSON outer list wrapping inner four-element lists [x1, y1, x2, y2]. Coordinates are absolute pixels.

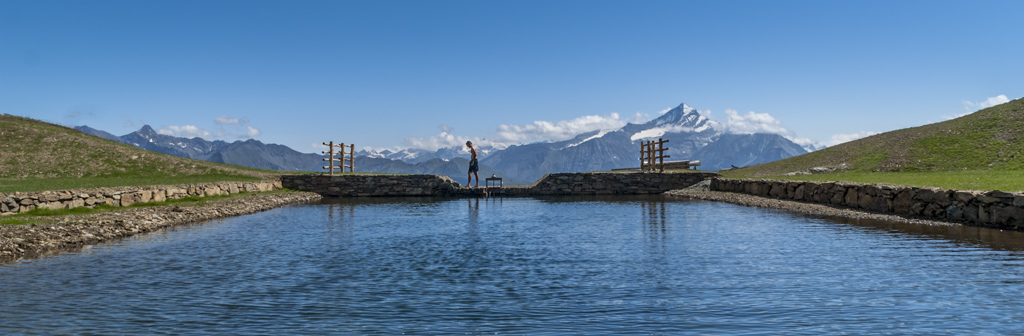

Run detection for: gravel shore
[[0, 191, 322, 262], [665, 188, 956, 227]]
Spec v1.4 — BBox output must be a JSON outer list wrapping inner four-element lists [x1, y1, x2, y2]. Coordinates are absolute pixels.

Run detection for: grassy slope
[[722, 97, 1024, 190], [0, 114, 280, 192]]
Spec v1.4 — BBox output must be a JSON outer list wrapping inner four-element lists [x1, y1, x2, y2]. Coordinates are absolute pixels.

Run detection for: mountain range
[[75, 102, 810, 184], [74, 125, 520, 185], [358, 103, 809, 182]]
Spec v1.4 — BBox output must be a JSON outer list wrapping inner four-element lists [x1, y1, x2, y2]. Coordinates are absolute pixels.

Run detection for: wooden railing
[[322, 141, 354, 174]]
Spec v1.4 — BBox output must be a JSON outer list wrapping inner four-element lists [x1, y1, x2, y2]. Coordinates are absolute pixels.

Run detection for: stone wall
[[711, 178, 1024, 231], [283, 172, 719, 197], [0, 180, 281, 216], [282, 174, 465, 197], [530, 172, 719, 195]]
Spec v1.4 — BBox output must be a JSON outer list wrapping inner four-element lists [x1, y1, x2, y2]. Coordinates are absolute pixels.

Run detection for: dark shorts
[[468, 159, 479, 173]]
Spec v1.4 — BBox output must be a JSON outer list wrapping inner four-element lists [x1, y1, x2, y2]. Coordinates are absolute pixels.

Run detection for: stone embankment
[[283, 174, 464, 197], [0, 191, 321, 261], [529, 172, 718, 195], [703, 178, 1024, 231], [1, 180, 281, 215], [283, 171, 720, 197]]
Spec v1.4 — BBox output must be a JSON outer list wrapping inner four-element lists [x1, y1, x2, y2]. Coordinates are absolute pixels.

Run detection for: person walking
[[466, 141, 479, 187]]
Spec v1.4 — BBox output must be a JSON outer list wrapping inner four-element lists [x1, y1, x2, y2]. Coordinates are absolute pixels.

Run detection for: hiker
[[466, 141, 479, 187]]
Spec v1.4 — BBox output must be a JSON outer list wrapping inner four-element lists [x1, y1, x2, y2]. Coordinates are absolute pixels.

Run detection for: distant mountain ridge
[[74, 125, 514, 184], [354, 103, 809, 182], [75, 101, 810, 184]]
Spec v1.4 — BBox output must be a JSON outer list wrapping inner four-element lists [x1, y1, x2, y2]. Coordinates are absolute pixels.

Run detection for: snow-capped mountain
[[75, 125, 512, 182], [357, 145, 497, 164], [478, 102, 807, 182]]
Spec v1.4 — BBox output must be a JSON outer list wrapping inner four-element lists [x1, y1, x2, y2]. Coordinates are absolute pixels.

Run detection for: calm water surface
[[4, 196, 1024, 335]]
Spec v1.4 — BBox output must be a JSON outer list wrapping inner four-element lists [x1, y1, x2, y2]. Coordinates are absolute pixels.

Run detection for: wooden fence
[[640, 138, 670, 172], [322, 141, 354, 174]]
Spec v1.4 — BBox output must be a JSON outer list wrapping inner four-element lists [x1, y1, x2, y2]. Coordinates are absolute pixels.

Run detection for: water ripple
[[4, 196, 1024, 334]]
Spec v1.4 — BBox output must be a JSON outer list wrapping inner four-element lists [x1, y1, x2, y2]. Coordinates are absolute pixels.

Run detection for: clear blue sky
[[3, 0, 1022, 152]]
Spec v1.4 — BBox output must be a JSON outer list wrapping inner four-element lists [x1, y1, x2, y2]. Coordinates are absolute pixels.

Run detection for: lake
[[3, 195, 1024, 335]]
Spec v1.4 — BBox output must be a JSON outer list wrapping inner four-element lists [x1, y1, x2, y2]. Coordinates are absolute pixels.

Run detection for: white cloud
[[405, 129, 483, 151], [950, 95, 1012, 120], [787, 136, 825, 150], [493, 113, 628, 144], [962, 94, 1011, 111], [828, 131, 878, 146], [701, 108, 827, 150], [158, 125, 212, 139], [214, 115, 250, 125], [717, 109, 790, 135], [245, 126, 262, 138], [403, 113, 634, 151]]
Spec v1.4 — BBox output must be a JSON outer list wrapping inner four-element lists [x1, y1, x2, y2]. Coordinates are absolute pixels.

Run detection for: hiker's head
[[466, 141, 473, 146]]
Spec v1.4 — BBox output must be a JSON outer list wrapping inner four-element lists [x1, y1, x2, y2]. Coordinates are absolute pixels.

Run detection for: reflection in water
[[641, 200, 667, 241]]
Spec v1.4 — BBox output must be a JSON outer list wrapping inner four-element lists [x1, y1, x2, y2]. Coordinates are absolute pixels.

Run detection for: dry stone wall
[[282, 174, 465, 197], [530, 172, 719, 195], [283, 172, 719, 197], [0, 180, 281, 216], [712, 178, 1024, 231]]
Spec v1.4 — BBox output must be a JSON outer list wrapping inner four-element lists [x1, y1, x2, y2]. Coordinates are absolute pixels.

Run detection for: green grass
[[0, 174, 266, 193], [720, 169, 1024, 192], [0, 114, 281, 192], [728, 97, 1024, 177]]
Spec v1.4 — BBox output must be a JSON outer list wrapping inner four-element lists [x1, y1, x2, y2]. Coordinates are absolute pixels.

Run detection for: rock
[[988, 190, 1015, 199], [946, 205, 963, 220], [955, 191, 978, 203], [844, 188, 859, 206]]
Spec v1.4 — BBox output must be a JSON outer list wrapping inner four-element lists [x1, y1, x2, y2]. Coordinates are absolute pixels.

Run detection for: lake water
[[4, 196, 1024, 335]]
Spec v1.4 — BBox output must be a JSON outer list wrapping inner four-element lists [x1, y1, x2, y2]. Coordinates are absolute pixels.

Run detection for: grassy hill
[[722, 97, 1024, 190], [0, 114, 280, 192]]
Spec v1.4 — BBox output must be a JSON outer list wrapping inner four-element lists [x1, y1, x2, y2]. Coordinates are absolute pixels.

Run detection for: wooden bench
[[611, 160, 701, 171], [662, 160, 701, 170]]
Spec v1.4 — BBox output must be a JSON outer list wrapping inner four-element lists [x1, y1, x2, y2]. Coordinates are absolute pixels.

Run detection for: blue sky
[[2, 0, 1022, 153]]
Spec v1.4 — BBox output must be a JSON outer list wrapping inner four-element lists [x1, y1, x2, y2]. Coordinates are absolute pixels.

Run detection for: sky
[[2, 0, 1022, 153]]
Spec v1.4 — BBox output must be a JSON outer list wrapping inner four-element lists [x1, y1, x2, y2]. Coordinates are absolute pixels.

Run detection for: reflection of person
[[466, 141, 479, 187]]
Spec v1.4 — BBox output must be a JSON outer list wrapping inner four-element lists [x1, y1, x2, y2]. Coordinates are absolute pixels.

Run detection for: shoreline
[[0, 186, 979, 263], [664, 188, 958, 227], [0, 191, 322, 262]]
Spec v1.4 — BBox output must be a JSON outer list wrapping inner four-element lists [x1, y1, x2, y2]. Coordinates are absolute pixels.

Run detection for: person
[[466, 140, 479, 187]]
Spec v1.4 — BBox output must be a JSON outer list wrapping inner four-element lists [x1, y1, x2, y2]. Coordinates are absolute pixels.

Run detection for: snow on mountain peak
[[629, 103, 717, 140], [564, 129, 612, 149]]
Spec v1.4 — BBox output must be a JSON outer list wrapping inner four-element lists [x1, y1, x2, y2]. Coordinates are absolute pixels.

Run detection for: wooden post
[[647, 141, 655, 172], [640, 141, 649, 171], [339, 143, 354, 173], [656, 138, 670, 172], [322, 141, 337, 175]]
